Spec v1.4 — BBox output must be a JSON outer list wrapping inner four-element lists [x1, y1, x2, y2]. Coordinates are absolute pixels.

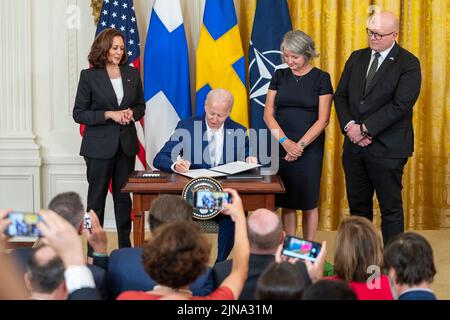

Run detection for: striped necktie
[[208, 131, 216, 166], [365, 52, 381, 94]]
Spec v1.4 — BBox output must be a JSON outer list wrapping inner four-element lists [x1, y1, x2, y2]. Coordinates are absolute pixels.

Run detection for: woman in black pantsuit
[[264, 30, 333, 240], [73, 29, 145, 256]]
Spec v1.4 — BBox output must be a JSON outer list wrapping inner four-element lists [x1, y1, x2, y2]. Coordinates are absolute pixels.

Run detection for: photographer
[[0, 209, 28, 299]]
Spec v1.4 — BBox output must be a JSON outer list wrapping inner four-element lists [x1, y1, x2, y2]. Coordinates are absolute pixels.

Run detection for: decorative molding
[[68, 0, 79, 117], [0, 172, 38, 211], [0, 0, 33, 136]]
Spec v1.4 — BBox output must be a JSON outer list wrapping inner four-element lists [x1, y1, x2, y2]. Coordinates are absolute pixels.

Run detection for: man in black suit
[[212, 208, 310, 300], [334, 11, 421, 245]]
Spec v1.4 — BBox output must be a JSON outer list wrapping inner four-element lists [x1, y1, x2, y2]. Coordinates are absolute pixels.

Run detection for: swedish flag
[[196, 0, 248, 127]]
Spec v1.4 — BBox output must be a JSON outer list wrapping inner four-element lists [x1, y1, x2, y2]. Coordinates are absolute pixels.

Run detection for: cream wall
[[0, 0, 244, 232]]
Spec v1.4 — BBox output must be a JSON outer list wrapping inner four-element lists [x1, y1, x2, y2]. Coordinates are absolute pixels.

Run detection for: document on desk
[[211, 161, 262, 175], [177, 169, 227, 179]]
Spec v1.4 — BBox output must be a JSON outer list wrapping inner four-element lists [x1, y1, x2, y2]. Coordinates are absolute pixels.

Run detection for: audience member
[[90, 194, 213, 298], [10, 192, 107, 298], [303, 279, 357, 300], [384, 232, 437, 300], [117, 188, 249, 300], [213, 208, 310, 299], [0, 209, 28, 299], [255, 261, 305, 300], [36, 209, 100, 300], [327, 216, 393, 300], [25, 245, 67, 300]]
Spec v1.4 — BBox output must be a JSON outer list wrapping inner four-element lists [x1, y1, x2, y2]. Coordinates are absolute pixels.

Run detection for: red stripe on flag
[[80, 124, 85, 136]]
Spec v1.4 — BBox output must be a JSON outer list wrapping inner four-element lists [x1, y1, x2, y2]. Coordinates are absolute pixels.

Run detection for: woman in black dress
[[264, 30, 333, 240]]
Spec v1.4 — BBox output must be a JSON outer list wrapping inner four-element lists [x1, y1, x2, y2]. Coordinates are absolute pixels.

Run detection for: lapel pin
[[127, 79, 131, 82], [389, 57, 394, 61]]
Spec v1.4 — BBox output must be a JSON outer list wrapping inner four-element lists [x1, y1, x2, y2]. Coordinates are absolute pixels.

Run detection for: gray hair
[[280, 30, 319, 63], [205, 88, 234, 111]]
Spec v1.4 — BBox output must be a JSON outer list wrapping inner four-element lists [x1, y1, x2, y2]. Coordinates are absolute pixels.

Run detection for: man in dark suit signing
[[153, 88, 257, 262], [334, 11, 421, 245]]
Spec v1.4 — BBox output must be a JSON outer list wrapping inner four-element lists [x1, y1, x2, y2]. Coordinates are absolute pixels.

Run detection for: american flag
[[89, 0, 146, 169]]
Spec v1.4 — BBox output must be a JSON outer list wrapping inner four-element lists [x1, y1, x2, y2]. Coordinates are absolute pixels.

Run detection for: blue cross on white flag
[[144, 0, 191, 168]]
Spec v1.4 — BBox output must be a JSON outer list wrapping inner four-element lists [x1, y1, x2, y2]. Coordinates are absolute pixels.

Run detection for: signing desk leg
[[132, 194, 144, 247]]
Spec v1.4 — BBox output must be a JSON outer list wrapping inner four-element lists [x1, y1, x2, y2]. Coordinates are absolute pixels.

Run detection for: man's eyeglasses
[[366, 28, 396, 40]]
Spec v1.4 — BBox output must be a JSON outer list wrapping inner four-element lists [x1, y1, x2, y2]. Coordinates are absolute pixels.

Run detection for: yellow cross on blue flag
[[195, 0, 248, 127]]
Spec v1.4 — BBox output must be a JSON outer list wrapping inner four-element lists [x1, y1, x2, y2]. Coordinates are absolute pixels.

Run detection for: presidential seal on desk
[[182, 177, 224, 220]]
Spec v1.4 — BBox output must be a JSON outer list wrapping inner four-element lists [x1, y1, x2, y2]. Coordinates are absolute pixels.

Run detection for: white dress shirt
[[366, 41, 396, 76], [110, 77, 124, 106]]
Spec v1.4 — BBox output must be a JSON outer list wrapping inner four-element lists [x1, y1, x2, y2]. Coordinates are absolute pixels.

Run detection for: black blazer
[[73, 65, 145, 159], [212, 254, 311, 300], [334, 43, 421, 158]]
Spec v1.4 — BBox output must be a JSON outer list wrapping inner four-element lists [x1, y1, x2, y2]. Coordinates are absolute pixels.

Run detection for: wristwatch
[[360, 124, 369, 137]]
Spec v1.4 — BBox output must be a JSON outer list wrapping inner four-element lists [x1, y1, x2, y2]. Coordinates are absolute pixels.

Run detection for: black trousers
[[85, 145, 135, 256], [342, 149, 407, 245]]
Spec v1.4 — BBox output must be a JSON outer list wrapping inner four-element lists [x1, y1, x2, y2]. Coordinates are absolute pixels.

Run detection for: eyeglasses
[[366, 28, 396, 40]]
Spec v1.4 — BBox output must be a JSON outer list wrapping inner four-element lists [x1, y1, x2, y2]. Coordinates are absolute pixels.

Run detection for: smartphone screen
[[5, 212, 42, 237], [194, 190, 230, 210], [282, 236, 322, 262]]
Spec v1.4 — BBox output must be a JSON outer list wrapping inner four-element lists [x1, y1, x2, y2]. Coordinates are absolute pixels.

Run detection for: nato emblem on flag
[[248, 0, 291, 164]]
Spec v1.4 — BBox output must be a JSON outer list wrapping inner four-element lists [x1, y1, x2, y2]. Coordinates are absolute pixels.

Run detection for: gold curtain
[[239, 0, 450, 230]]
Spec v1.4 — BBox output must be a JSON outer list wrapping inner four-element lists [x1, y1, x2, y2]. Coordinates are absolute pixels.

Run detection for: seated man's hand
[[245, 156, 258, 164], [174, 159, 191, 173], [221, 188, 245, 222], [84, 210, 107, 255]]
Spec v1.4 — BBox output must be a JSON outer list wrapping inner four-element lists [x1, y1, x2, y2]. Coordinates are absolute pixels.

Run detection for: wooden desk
[[122, 173, 285, 247]]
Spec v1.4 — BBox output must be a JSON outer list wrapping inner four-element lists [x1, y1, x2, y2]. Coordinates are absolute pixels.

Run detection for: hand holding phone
[[194, 190, 230, 210]]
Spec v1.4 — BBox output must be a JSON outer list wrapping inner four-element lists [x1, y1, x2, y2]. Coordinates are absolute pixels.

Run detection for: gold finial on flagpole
[[91, 0, 103, 26]]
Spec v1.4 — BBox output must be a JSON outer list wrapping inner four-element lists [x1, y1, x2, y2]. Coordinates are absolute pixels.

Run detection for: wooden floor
[[99, 229, 450, 300]]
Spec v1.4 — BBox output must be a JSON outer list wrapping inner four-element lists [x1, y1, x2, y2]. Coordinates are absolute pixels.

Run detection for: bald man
[[334, 11, 421, 245], [212, 209, 310, 299], [154, 88, 257, 263]]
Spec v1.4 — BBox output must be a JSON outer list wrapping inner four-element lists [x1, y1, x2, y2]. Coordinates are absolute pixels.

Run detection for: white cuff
[[344, 120, 356, 132], [64, 265, 95, 294], [170, 162, 177, 172]]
